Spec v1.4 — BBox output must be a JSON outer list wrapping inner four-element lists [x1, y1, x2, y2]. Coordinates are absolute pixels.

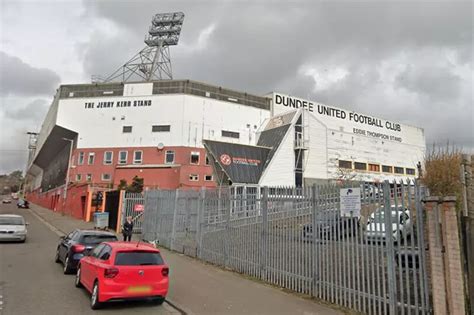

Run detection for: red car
[[75, 241, 169, 309]]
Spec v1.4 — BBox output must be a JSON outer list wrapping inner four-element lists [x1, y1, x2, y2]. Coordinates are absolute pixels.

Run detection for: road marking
[[26, 208, 65, 237]]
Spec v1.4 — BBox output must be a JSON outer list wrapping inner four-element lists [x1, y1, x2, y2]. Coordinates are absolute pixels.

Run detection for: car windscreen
[[370, 212, 400, 224], [114, 251, 164, 266], [81, 234, 118, 244], [0, 217, 24, 225]]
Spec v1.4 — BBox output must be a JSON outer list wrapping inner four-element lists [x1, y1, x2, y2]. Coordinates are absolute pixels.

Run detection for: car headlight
[[15, 230, 26, 234]]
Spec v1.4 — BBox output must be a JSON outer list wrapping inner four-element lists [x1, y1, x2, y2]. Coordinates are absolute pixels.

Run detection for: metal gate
[[121, 192, 144, 233]]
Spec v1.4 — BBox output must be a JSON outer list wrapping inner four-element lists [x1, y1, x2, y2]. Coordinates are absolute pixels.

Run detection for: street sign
[[340, 188, 361, 217], [134, 204, 145, 212]]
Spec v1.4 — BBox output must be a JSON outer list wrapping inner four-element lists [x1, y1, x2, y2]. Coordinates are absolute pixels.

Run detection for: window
[[190, 151, 200, 165], [133, 151, 143, 164], [88, 153, 95, 165], [80, 234, 118, 245], [91, 244, 106, 258], [205, 175, 213, 181], [76, 174, 82, 181], [152, 125, 171, 132], [115, 252, 164, 266], [86, 174, 92, 181], [103, 151, 113, 165], [78, 152, 84, 165], [165, 150, 175, 164], [205, 155, 210, 165], [189, 174, 199, 181], [118, 151, 128, 164], [122, 126, 132, 133], [394, 167, 404, 174], [98, 245, 112, 260], [222, 130, 240, 139], [406, 168, 416, 175], [338, 160, 352, 169], [354, 162, 367, 170], [382, 165, 393, 173], [368, 164, 380, 172], [101, 173, 111, 181]]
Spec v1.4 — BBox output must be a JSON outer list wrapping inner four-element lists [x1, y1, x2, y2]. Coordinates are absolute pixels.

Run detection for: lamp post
[[62, 138, 74, 214]]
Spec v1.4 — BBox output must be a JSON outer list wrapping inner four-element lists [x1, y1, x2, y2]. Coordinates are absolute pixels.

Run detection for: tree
[[127, 176, 144, 193], [117, 179, 128, 191]]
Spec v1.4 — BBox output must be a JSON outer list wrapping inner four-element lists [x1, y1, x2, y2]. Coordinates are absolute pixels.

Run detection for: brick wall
[[425, 196, 467, 315]]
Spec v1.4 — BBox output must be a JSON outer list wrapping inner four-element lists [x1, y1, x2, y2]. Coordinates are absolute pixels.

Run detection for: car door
[[59, 230, 77, 262], [82, 244, 105, 290]]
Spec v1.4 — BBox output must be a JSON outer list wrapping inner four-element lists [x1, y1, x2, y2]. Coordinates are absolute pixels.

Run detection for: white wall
[[303, 112, 328, 180], [55, 94, 270, 149], [259, 118, 297, 187], [271, 93, 426, 182]]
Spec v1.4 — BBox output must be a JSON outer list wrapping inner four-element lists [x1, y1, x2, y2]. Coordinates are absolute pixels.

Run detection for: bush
[[422, 143, 463, 208]]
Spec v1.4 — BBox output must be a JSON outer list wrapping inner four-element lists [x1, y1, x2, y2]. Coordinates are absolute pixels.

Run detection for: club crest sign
[[220, 154, 232, 166]]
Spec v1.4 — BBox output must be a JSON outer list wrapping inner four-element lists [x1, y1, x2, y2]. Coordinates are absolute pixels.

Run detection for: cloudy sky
[[0, 0, 472, 174]]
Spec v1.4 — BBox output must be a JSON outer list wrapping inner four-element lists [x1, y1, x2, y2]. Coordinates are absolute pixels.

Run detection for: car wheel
[[63, 255, 72, 274], [55, 249, 61, 263], [75, 266, 83, 288], [91, 281, 102, 310]]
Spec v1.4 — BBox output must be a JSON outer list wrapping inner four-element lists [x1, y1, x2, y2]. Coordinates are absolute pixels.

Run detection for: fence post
[[260, 187, 268, 281], [311, 184, 319, 298], [383, 181, 397, 314], [461, 154, 474, 314], [424, 197, 448, 315], [224, 189, 231, 268], [196, 187, 205, 258], [440, 196, 467, 315], [171, 190, 179, 251], [114, 190, 123, 233]]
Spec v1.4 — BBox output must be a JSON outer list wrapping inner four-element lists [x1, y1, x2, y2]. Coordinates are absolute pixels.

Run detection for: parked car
[[302, 211, 360, 241], [365, 206, 411, 244], [2, 198, 12, 204], [0, 214, 28, 242], [17, 199, 29, 209], [55, 229, 118, 274], [75, 241, 169, 309]]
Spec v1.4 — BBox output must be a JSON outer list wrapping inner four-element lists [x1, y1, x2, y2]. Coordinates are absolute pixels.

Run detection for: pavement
[[1, 201, 346, 315]]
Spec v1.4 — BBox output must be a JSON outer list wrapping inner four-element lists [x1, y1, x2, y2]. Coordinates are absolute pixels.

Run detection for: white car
[[0, 214, 28, 242], [365, 206, 411, 244]]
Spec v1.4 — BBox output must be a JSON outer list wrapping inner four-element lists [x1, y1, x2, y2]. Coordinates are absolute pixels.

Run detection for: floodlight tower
[[101, 12, 185, 83]]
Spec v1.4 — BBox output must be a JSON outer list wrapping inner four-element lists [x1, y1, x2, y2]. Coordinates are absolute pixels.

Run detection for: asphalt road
[[0, 199, 180, 315]]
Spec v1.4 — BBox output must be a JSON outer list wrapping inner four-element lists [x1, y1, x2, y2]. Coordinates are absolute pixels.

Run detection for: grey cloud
[[4, 99, 49, 121], [395, 65, 462, 101], [0, 51, 60, 96]]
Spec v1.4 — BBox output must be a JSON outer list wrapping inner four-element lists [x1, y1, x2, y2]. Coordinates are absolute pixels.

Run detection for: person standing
[[122, 216, 134, 242]]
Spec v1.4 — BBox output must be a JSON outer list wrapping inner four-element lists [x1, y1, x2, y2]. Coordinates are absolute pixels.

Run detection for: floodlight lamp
[[145, 12, 185, 47]]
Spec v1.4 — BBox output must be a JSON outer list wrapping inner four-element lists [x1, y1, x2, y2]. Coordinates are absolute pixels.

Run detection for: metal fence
[[141, 182, 432, 314]]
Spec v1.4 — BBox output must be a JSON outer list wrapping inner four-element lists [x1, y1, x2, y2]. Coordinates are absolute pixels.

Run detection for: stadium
[[23, 12, 425, 220]]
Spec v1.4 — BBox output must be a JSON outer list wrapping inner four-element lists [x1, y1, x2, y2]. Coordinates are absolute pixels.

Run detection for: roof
[[0, 214, 24, 218], [104, 241, 160, 252], [58, 79, 271, 110], [75, 229, 117, 236], [203, 140, 271, 184]]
